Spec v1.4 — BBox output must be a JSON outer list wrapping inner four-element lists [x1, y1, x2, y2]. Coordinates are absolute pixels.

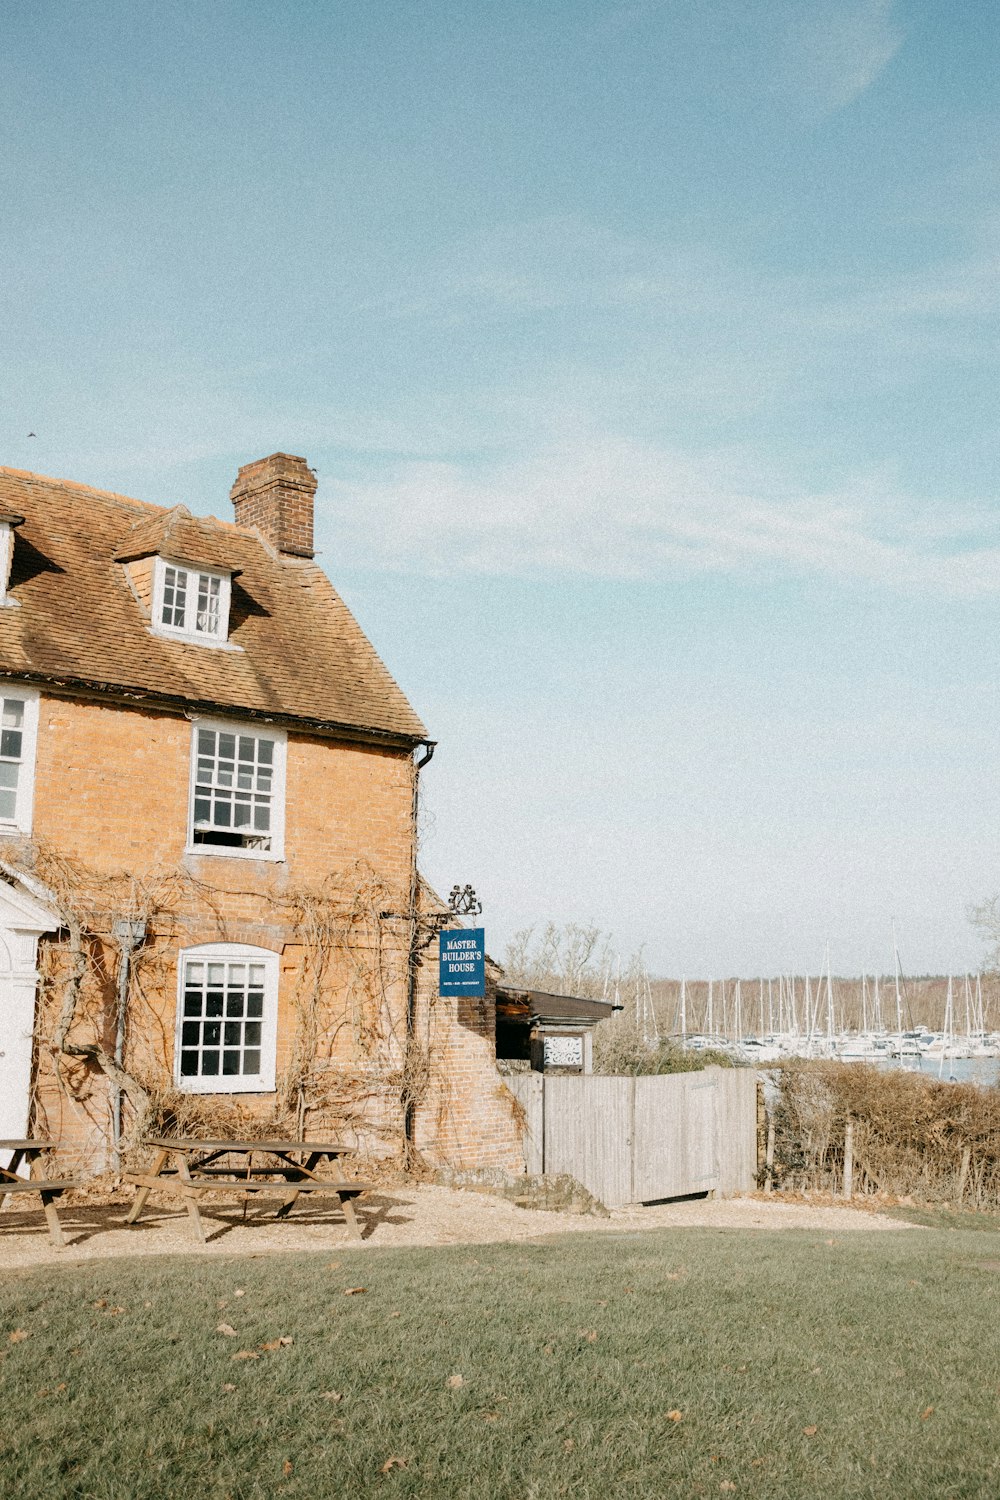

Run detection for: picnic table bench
[[124, 1138, 372, 1243], [0, 1139, 79, 1248]]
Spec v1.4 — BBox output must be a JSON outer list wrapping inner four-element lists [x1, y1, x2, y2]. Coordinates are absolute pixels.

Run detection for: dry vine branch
[[5, 834, 441, 1165]]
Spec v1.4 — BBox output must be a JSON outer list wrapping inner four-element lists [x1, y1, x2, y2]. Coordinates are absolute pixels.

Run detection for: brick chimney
[[230, 452, 317, 558]]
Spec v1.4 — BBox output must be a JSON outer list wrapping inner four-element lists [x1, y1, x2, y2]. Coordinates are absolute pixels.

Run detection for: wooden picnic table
[[0, 1139, 78, 1248], [124, 1138, 371, 1244]]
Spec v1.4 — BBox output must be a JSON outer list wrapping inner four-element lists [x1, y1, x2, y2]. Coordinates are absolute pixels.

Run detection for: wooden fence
[[507, 1067, 758, 1208]]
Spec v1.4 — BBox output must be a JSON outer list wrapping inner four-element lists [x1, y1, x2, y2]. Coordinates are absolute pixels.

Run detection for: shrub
[[593, 1017, 736, 1075], [769, 1060, 1000, 1206]]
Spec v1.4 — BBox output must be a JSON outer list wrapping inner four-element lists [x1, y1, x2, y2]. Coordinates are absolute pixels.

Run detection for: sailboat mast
[[964, 974, 972, 1039], [805, 974, 814, 1054], [940, 975, 953, 1079]]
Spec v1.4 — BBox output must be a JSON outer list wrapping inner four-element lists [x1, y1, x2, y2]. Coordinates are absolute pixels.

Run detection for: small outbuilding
[[495, 987, 622, 1074]]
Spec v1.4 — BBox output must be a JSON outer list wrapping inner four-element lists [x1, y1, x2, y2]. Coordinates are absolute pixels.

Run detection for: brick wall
[[123, 554, 154, 614], [411, 938, 525, 1173], [19, 690, 523, 1177]]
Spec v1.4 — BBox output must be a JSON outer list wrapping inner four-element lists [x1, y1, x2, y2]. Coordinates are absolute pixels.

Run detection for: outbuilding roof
[[0, 466, 427, 745], [496, 987, 622, 1028]]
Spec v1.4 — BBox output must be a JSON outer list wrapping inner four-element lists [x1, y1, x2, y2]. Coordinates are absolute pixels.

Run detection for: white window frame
[[174, 942, 279, 1094], [186, 716, 287, 862], [0, 687, 39, 835], [0, 524, 20, 608], [152, 556, 232, 645]]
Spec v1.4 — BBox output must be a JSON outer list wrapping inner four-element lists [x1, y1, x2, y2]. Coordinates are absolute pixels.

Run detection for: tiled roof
[[112, 505, 243, 575], [0, 466, 427, 744]]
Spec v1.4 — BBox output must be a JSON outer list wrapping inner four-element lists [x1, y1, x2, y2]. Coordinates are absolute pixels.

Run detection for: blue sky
[[2, 0, 999, 976]]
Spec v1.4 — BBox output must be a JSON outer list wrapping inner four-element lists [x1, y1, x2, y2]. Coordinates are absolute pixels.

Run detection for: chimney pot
[[230, 452, 316, 558]]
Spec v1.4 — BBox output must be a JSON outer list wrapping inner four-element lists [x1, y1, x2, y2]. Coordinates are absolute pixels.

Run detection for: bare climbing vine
[[4, 835, 446, 1170]]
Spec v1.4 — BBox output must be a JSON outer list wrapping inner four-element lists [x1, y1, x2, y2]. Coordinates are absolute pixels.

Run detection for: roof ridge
[[0, 465, 258, 539], [0, 466, 164, 512]]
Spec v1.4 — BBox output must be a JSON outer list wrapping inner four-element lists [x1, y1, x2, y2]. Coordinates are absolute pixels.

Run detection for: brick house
[[0, 454, 523, 1175]]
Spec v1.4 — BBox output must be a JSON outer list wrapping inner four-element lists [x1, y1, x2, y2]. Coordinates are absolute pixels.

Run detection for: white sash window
[[0, 688, 39, 834], [175, 944, 278, 1093], [187, 719, 286, 860]]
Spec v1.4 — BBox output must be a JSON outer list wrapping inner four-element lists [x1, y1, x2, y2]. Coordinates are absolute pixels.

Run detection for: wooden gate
[[507, 1067, 757, 1208]]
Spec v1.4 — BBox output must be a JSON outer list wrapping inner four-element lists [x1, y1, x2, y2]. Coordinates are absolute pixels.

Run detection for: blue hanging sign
[[439, 927, 486, 997]]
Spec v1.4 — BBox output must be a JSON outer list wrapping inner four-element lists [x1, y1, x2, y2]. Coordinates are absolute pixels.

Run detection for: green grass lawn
[[2, 1227, 999, 1498]]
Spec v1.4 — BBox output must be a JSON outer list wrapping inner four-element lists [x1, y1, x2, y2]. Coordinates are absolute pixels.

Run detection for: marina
[[655, 968, 1000, 1085]]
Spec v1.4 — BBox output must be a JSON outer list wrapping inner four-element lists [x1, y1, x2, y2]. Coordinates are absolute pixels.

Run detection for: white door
[[0, 933, 35, 1139]]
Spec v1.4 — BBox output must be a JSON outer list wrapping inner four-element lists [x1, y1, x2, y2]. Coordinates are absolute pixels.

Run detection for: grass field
[[1, 1227, 999, 1498]]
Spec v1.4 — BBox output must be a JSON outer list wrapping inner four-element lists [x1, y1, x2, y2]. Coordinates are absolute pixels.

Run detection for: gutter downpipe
[[404, 740, 436, 1163]]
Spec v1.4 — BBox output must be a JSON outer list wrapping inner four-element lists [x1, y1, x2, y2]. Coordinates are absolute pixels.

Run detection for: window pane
[[195, 573, 221, 636], [203, 1021, 221, 1047], [1, 700, 24, 728], [197, 729, 215, 756], [249, 965, 265, 985], [0, 729, 22, 758], [0, 789, 16, 819], [180, 1051, 199, 1076], [162, 565, 188, 628], [225, 994, 245, 1018], [0, 762, 19, 788], [243, 1050, 261, 1074], [201, 1051, 220, 1075], [224, 1022, 242, 1047], [181, 1022, 200, 1047], [244, 1022, 262, 1048], [218, 733, 235, 759], [182, 993, 202, 1017], [222, 1050, 241, 1074], [205, 993, 224, 1018], [247, 993, 263, 1019], [207, 964, 224, 984]]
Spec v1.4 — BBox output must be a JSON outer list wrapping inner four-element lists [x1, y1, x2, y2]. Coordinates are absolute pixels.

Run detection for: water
[[756, 1053, 1000, 1087], [875, 1055, 1000, 1088]]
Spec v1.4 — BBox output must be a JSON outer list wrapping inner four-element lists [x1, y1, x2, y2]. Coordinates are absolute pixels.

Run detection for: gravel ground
[[0, 1185, 916, 1270]]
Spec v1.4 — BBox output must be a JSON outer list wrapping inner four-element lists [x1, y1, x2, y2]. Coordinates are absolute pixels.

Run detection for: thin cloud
[[321, 438, 1000, 595], [783, 0, 904, 114]]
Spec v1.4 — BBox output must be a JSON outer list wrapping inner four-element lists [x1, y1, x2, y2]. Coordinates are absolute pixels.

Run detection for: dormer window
[[152, 558, 231, 644]]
